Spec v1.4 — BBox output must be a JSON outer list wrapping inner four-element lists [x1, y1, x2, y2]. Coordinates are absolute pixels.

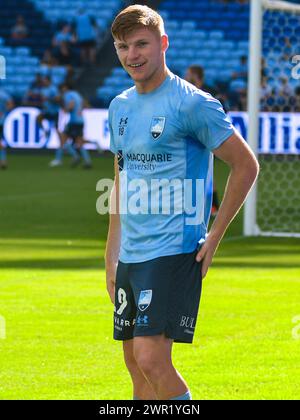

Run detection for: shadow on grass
[[212, 260, 300, 269], [0, 258, 105, 270], [0, 255, 299, 270]]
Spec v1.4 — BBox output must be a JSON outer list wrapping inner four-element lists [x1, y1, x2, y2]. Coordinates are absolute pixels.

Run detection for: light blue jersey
[[41, 85, 59, 115], [0, 89, 11, 125], [75, 13, 96, 42], [109, 73, 234, 263], [63, 91, 84, 124]]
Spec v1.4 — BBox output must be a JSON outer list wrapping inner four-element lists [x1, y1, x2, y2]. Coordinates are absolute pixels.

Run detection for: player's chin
[[126, 66, 147, 78], [128, 73, 147, 84]]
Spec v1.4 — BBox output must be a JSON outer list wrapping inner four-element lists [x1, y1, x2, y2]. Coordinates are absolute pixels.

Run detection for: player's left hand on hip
[[196, 236, 220, 279]]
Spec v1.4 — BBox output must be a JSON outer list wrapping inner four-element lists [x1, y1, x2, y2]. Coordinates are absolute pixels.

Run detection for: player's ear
[[161, 34, 169, 53]]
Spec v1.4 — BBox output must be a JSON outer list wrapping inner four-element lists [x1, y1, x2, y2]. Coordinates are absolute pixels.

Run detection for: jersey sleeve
[[181, 91, 234, 151], [108, 99, 118, 154]]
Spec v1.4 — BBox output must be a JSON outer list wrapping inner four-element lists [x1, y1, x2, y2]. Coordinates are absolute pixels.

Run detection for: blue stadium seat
[[15, 47, 31, 56], [165, 20, 180, 30], [181, 49, 196, 59], [181, 21, 197, 30], [0, 47, 13, 56], [7, 56, 24, 65], [209, 31, 224, 40], [170, 39, 185, 49], [112, 67, 126, 76], [193, 30, 208, 40], [177, 29, 194, 39]]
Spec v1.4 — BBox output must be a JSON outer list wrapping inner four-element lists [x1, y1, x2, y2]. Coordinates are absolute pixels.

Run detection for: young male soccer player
[[105, 5, 259, 400]]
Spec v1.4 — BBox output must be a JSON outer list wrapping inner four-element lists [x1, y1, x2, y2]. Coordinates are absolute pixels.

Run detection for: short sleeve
[[108, 99, 118, 154], [181, 91, 234, 151]]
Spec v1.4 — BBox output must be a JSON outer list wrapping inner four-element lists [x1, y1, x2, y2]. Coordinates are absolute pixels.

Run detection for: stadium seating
[[31, 0, 122, 31], [0, 0, 122, 99], [97, 0, 250, 106]]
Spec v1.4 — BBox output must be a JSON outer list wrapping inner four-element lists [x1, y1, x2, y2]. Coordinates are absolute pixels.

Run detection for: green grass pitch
[[0, 152, 299, 400]]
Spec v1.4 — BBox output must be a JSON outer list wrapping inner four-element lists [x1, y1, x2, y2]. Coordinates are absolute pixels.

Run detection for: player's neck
[[135, 65, 170, 95]]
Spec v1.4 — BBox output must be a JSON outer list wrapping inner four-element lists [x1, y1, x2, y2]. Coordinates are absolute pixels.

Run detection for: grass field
[[0, 152, 300, 400]]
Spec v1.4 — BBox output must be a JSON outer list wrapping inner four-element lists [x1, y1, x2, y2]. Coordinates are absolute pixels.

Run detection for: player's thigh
[[75, 136, 84, 147], [133, 334, 173, 366], [123, 339, 137, 369]]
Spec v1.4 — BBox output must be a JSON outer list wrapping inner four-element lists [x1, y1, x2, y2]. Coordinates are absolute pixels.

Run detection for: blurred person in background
[[185, 65, 221, 217], [229, 55, 248, 111], [37, 75, 61, 142], [23, 73, 44, 108], [11, 14, 29, 45], [232, 55, 248, 83], [74, 8, 98, 66], [50, 82, 92, 169], [54, 40, 76, 67], [41, 49, 58, 67], [52, 23, 77, 67], [185, 65, 216, 95], [52, 23, 75, 50], [0, 84, 14, 169]]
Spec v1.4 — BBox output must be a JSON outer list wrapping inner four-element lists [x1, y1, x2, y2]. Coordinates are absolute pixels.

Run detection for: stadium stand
[[0, 0, 299, 112], [31, 0, 122, 33], [0, 0, 122, 101]]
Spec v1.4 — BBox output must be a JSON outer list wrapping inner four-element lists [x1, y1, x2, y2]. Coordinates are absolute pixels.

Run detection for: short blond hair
[[111, 4, 165, 40]]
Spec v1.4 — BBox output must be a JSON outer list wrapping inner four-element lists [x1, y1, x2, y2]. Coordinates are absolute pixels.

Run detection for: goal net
[[244, 0, 300, 237]]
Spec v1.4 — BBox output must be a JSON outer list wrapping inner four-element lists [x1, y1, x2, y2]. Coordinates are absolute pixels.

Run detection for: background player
[[0, 84, 14, 169], [105, 5, 259, 401], [37, 75, 61, 142], [50, 82, 92, 168]]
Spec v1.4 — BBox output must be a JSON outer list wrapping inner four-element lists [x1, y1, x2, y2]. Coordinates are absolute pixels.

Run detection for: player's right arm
[[105, 155, 120, 305]]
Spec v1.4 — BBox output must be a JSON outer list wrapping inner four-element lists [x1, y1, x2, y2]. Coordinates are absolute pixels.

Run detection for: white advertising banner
[[3, 107, 300, 154]]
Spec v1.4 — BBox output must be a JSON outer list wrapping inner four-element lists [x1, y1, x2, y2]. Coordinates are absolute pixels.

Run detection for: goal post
[[244, 0, 300, 238]]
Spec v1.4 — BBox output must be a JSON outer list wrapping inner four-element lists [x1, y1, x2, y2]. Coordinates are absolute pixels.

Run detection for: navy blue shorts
[[41, 112, 59, 126], [114, 250, 203, 344], [64, 122, 84, 139]]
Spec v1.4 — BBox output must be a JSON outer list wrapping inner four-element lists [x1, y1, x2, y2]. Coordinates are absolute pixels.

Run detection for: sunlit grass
[[0, 153, 299, 400]]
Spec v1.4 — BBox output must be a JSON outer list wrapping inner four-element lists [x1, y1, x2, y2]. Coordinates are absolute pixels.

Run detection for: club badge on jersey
[[150, 117, 166, 140]]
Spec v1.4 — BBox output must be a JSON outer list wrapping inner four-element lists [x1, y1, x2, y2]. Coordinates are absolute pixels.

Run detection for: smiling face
[[114, 27, 169, 93]]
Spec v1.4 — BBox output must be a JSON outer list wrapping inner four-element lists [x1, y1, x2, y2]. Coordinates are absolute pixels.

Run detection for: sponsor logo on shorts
[[138, 290, 153, 312], [184, 329, 194, 335], [136, 315, 149, 327], [180, 316, 195, 329], [114, 316, 135, 328]]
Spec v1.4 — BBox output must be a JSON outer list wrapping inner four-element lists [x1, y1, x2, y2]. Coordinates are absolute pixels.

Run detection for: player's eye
[[118, 45, 128, 51], [138, 42, 148, 47]]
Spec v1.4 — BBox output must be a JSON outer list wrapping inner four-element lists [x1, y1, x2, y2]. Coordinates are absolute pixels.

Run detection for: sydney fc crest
[[150, 117, 166, 140], [138, 290, 153, 311]]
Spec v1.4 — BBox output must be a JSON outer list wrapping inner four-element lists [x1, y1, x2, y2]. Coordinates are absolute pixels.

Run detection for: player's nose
[[126, 46, 140, 62]]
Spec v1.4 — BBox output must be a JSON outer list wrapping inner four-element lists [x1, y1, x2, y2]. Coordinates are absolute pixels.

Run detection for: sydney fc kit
[[109, 73, 234, 343]]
